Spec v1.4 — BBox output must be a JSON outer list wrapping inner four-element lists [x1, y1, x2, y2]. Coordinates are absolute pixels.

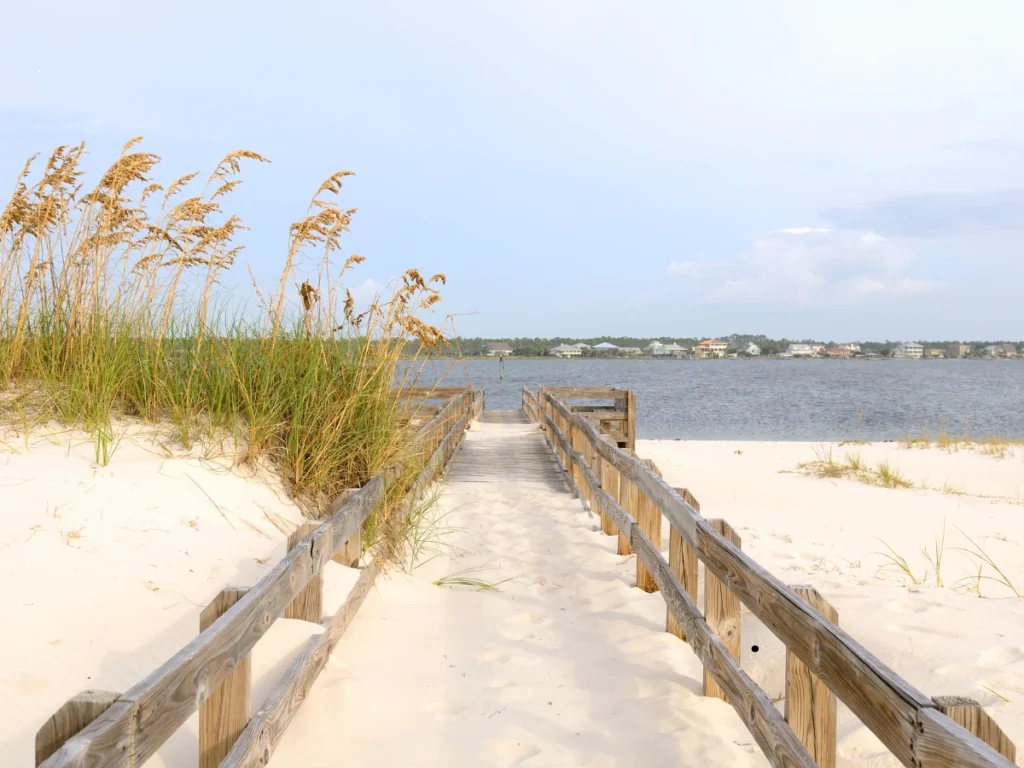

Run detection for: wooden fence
[[523, 385, 1016, 768], [35, 387, 483, 768]]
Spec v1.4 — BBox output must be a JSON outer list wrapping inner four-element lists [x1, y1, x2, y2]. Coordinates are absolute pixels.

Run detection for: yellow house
[[694, 339, 728, 359]]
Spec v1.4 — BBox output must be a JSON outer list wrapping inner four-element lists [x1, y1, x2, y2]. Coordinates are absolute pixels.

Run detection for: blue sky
[[3, 1, 1023, 340]]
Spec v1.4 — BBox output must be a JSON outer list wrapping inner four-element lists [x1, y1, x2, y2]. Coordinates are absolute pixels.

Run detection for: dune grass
[[1, 139, 448, 515]]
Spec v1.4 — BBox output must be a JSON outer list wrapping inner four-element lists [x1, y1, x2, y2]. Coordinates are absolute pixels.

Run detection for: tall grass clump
[[1, 139, 447, 514]]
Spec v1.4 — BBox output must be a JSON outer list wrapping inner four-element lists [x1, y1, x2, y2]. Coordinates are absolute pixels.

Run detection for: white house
[[593, 342, 620, 355], [840, 342, 861, 353], [893, 342, 924, 359], [742, 342, 761, 356], [549, 344, 581, 358], [647, 341, 667, 356], [662, 343, 688, 358], [484, 342, 512, 357], [572, 343, 591, 351], [786, 343, 814, 357]]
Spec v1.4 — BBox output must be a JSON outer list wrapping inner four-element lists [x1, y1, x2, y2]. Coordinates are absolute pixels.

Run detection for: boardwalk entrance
[[269, 410, 763, 767]]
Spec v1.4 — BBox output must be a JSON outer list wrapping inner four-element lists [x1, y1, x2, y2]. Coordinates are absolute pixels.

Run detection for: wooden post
[[36, 690, 120, 766], [331, 489, 361, 568], [618, 476, 636, 556], [633, 460, 662, 592], [625, 389, 636, 452], [599, 458, 618, 536], [934, 696, 1016, 762], [785, 585, 838, 768], [285, 522, 322, 622], [703, 519, 741, 701], [667, 488, 700, 640], [199, 587, 251, 768]]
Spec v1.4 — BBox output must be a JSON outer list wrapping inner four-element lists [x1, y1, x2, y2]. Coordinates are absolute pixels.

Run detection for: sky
[[2, 0, 1024, 341]]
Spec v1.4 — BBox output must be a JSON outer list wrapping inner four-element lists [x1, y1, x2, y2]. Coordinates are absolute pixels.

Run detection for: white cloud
[[666, 256, 726, 280], [672, 228, 945, 308]]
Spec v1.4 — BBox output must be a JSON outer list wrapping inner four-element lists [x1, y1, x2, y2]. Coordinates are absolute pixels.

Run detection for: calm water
[[404, 359, 1024, 441]]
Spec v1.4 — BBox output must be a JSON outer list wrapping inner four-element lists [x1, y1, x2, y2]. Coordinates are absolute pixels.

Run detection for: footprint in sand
[[493, 740, 541, 766], [477, 651, 512, 665], [423, 700, 470, 717], [977, 646, 1024, 668]]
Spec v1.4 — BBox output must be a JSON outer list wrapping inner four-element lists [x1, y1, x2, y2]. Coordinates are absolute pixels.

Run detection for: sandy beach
[[641, 438, 1024, 766], [3, 422, 1022, 766], [0, 426, 364, 767]]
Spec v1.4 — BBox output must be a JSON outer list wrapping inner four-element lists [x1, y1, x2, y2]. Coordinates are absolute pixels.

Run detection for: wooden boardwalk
[[269, 410, 766, 767]]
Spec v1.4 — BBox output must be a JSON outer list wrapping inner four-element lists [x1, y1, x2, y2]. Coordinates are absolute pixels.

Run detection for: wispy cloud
[[667, 227, 945, 308], [822, 189, 1024, 237]]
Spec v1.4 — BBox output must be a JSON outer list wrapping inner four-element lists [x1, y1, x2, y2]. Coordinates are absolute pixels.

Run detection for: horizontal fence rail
[[525, 385, 1016, 768], [37, 388, 482, 768]]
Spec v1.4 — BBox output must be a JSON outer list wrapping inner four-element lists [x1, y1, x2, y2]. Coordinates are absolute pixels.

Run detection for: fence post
[[934, 696, 1016, 762], [598, 456, 618, 537], [785, 586, 838, 768], [36, 690, 121, 766], [667, 489, 700, 640], [332, 489, 361, 568], [634, 460, 662, 592], [618, 476, 636, 556], [625, 390, 636, 451], [285, 523, 323, 622], [703, 519, 741, 701], [199, 587, 251, 768]]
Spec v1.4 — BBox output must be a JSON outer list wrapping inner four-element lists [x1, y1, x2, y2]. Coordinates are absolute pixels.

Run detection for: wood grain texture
[[330, 489, 361, 567], [916, 707, 1017, 768], [667, 523, 697, 640], [285, 523, 322, 622], [625, 389, 636, 451], [634, 460, 661, 592], [616, 475, 634, 555], [542, 386, 626, 399], [703, 519, 741, 701], [36, 691, 120, 766], [933, 697, 1015, 762], [199, 588, 251, 768], [785, 586, 838, 768]]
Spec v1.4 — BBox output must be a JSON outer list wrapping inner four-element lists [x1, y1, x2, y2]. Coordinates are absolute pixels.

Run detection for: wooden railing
[[523, 385, 1016, 768], [35, 387, 483, 768]]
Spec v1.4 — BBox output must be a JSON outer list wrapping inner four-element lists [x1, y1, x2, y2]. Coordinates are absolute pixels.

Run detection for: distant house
[[893, 342, 924, 359], [647, 341, 667, 356], [924, 348, 945, 359], [742, 342, 761, 357], [982, 343, 1018, 358], [573, 343, 591, 351], [484, 342, 512, 357], [662, 343, 689, 358], [786, 343, 815, 357], [593, 342, 620, 355], [694, 339, 728, 359], [825, 347, 853, 359], [812, 344, 826, 356], [946, 344, 971, 359], [840, 342, 861, 353], [620, 347, 643, 356], [549, 344, 581, 358]]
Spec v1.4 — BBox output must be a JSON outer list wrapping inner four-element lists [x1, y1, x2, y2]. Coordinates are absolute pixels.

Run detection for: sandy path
[[273, 413, 765, 767]]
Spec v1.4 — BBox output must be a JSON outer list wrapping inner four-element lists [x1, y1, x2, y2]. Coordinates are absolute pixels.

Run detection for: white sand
[[0, 425, 362, 767], [272, 419, 771, 767], [640, 439, 1024, 766], [6, 422, 1022, 766]]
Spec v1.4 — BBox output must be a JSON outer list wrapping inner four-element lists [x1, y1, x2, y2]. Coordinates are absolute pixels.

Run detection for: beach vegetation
[[1, 140, 448, 518]]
